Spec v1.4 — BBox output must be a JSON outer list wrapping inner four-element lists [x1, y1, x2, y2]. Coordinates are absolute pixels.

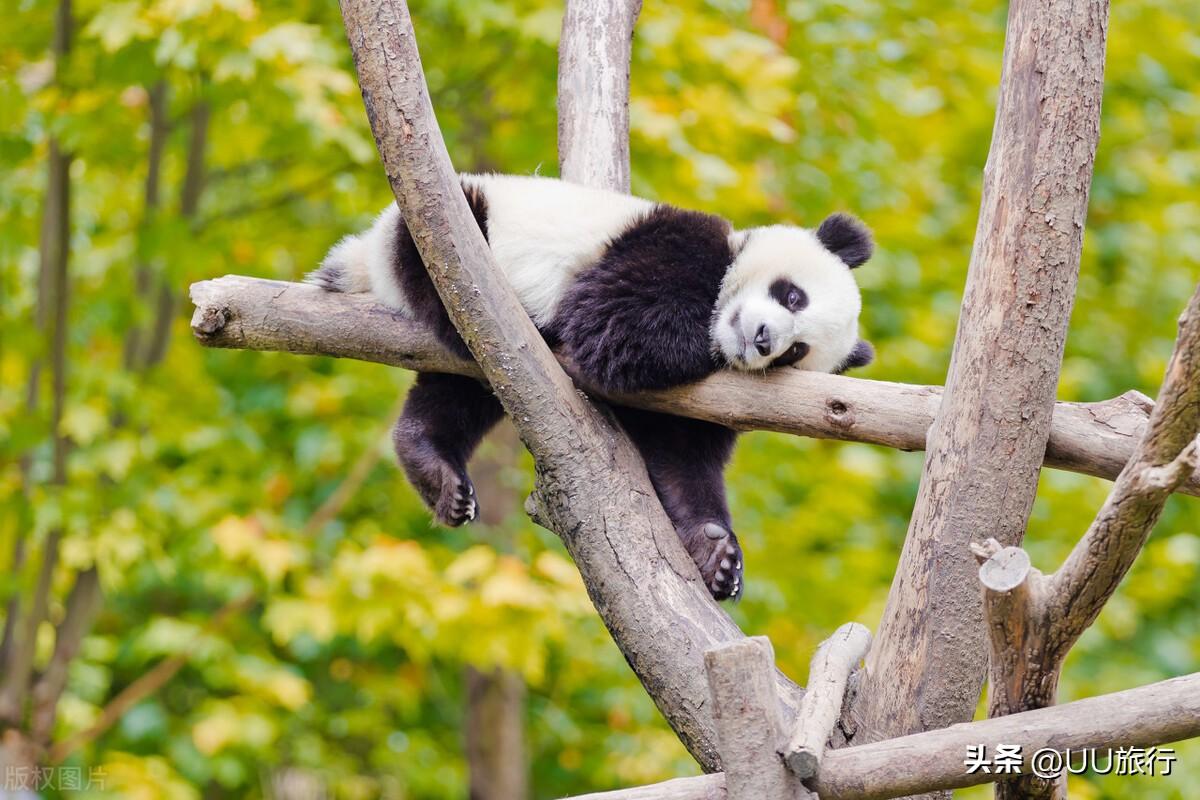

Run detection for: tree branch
[[558, 0, 641, 192], [850, 0, 1110, 756], [1045, 284, 1200, 651], [188, 276, 1200, 498], [46, 591, 254, 764], [704, 637, 810, 799], [967, 283, 1200, 799], [336, 0, 801, 769], [30, 567, 102, 744], [782, 623, 871, 780], [562, 672, 1200, 800]]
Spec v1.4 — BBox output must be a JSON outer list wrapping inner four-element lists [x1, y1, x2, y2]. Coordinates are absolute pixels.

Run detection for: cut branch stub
[[705, 637, 810, 800], [782, 622, 871, 781], [973, 540, 1032, 593]]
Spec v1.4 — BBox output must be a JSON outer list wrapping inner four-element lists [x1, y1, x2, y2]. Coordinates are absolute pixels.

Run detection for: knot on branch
[[824, 397, 855, 429], [1136, 435, 1200, 491]]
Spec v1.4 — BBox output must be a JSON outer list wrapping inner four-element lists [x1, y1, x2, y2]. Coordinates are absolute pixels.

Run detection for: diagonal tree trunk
[[337, 0, 802, 769]]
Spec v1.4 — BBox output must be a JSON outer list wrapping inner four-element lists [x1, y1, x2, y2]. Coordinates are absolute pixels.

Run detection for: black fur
[[768, 278, 807, 311], [545, 205, 733, 393], [393, 372, 504, 526], [769, 341, 810, 368], [615, 407, 743, 599], [390, 182, 490, 360], [816, 212, 873, 268], [834, 339, 874, 374], [371, 189, 871, 601], [389, 183, 505, 526]]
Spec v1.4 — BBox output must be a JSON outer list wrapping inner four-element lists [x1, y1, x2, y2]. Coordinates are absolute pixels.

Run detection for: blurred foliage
[[2, 0, 1198, 797]]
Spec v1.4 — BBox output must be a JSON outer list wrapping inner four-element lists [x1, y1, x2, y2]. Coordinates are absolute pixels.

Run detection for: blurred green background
[[2, 0, 1198, 797]]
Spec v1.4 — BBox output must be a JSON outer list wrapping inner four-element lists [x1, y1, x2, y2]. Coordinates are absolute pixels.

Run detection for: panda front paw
[[681, 522, 743, 601]]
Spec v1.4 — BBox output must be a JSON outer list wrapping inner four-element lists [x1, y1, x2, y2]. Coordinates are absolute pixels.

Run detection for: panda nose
[[753, 324, 772, 356]]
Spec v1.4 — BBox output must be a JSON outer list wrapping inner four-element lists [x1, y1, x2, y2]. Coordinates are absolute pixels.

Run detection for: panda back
[[465, 174, 656, 327]]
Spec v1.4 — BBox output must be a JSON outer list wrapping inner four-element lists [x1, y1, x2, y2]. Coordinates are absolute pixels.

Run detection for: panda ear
[[816, 213, 873, 268], [834, 339, 874, 374]]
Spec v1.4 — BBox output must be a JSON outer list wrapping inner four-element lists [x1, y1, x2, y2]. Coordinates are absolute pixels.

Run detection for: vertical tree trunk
[[124, 80, 170, 369], [142, 99, 209, 369], [465, 666, 528, 800], [0, 0, 72, 784], [463, 422, 529, 800], [848, 0, 1109, 779]]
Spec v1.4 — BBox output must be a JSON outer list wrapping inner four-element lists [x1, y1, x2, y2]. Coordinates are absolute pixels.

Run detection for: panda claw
[[680, 521, 744, 602]]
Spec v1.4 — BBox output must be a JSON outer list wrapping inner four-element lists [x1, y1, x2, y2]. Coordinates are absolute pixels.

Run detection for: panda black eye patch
[[769, 278, 808, 311]]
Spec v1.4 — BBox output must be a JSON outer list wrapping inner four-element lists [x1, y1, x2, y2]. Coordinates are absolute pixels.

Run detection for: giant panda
[[308, 173, 874, 601]]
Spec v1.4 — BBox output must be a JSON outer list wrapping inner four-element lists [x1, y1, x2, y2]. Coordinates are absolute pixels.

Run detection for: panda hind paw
[[682, 522, 743, 601], [434, 471, 478, 527]]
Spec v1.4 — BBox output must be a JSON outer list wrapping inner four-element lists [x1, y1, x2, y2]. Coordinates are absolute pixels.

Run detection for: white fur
[[319, 174, 863, 375], [712, 226, 862, 373]]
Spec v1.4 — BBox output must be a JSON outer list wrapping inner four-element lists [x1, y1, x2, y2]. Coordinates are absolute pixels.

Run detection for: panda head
[[711, 213, 874, 375]]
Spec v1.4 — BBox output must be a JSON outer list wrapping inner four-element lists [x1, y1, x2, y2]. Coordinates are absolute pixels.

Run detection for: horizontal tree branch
[[189, 275, 1200, 498], [561, 671, 1200, 800]]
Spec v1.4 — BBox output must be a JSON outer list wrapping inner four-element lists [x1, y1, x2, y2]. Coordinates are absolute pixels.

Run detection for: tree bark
[[336, 0, 801, 769], [782, 623, 871, 780], [562, 671, 1200, 800], [124, 80, 170, 369], [29, 567, 102, 744], [0, 0, 73, 737], [557, 0, 641, 193], [972, 282, 1200, 800], [189, 276, 1200, 498], [142, 98, 209, 369], [704, 638, 810, 800], [849, 0, 1110, 766], [465, 666, 528, 800]]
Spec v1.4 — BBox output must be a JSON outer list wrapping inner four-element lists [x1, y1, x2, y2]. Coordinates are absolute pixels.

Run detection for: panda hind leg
[[393, 372, 504, 527], [615, 408, 744, 600]]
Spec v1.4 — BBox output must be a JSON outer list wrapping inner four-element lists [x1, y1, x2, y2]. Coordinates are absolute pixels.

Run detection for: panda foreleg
[[392, 372, 505, 527], [614, 408, 744, 600]]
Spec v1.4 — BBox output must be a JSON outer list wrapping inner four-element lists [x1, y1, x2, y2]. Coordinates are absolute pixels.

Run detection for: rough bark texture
[[971, 284, 1200, 800], [336, 0, 800, 769], [561, 672, 1200, 800], [782, 623, 871, 780], [851, 0, 1110, 762], [188, 276, 1200, 497], [704, 638, 809, 800], [1044, 284, 1200, 650], [558, 0, 641, 193]]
